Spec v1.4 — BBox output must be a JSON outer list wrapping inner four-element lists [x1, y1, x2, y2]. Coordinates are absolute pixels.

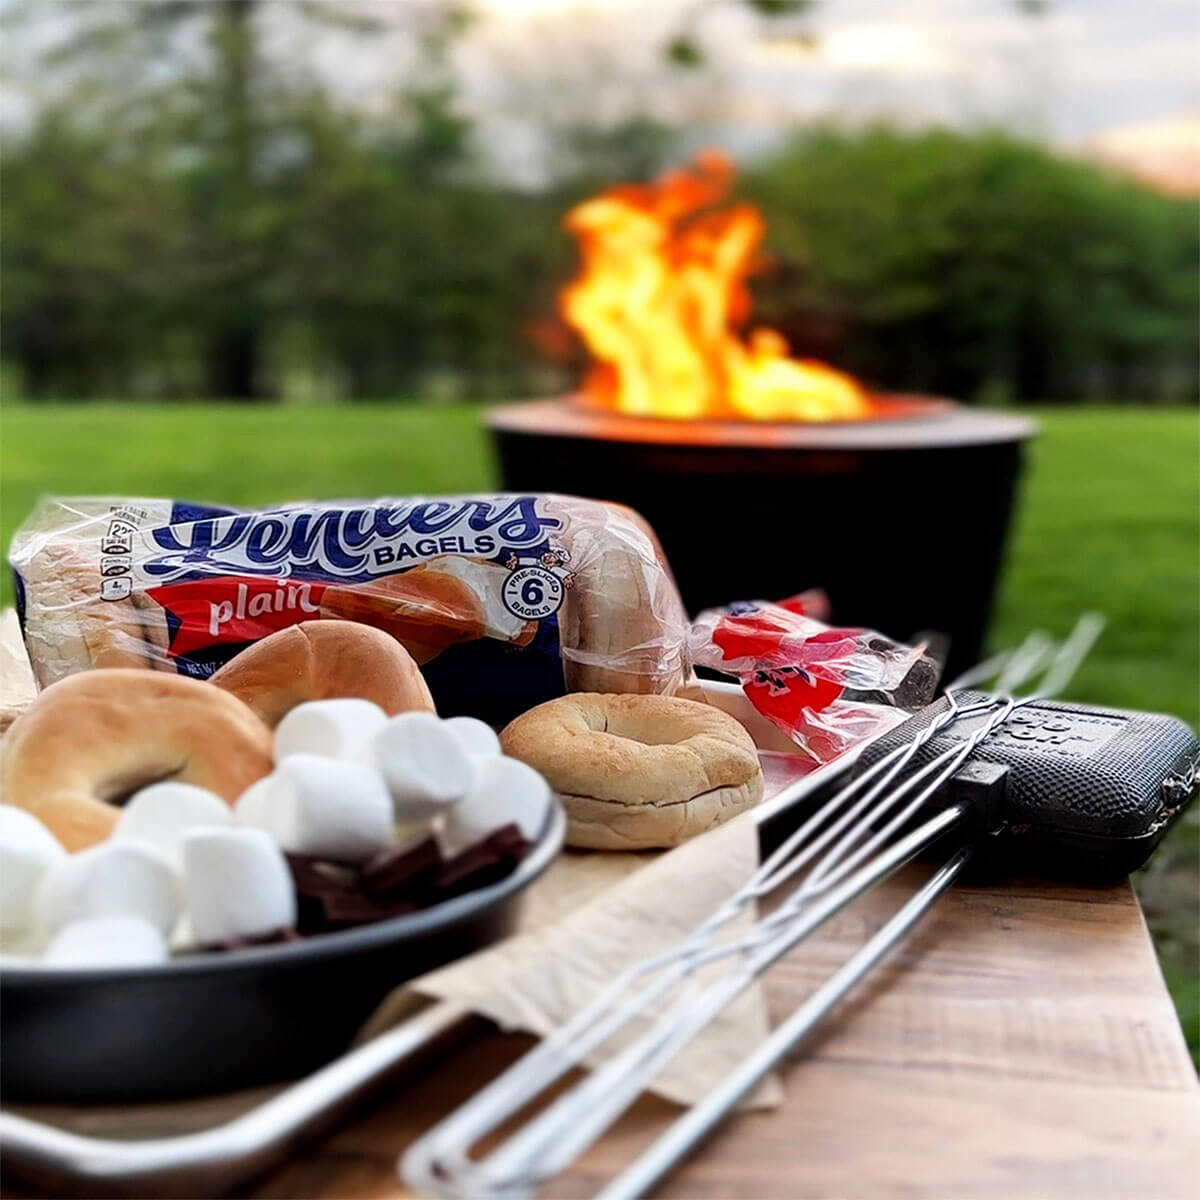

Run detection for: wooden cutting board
[[242, 865, 1199, 1200]]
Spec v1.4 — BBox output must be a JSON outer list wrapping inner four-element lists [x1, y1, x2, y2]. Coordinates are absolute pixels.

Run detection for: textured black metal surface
[[0, 804, 565, 1103], [858, 692, 1199, 878]]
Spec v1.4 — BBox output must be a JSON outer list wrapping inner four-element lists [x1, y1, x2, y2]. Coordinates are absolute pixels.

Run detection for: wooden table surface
[[5, 864, 1197, 1199], [240, 865, 1199, 1200]]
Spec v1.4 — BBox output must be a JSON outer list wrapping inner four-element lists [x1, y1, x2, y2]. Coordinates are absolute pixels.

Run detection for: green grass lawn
[[2, 401, 1197, 1052]]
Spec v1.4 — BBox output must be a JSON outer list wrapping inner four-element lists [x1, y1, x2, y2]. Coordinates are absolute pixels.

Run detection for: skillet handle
[[0, 998, 479, 1198]]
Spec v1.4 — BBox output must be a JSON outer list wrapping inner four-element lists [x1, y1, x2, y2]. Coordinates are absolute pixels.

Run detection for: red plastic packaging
[[689, 594, 940, 762]]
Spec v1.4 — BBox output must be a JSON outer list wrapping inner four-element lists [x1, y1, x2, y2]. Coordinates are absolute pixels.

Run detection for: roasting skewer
[[401, 616, 1106, 1200], [593, 846, 973, 1200], [597, 626, 1114, 1200]]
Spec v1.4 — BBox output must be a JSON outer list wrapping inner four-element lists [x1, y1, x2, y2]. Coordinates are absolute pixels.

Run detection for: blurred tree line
[[3, 1, 1195, 405], [746, 129, 1198, 405]]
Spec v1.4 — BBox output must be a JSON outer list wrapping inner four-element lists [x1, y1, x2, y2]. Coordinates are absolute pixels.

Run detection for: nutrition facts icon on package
[[100, 556, 132, 578], [101, 519, 136, 556], [101, 577, 133, 601]]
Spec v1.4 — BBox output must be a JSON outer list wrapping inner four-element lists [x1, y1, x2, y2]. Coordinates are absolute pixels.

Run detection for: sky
[[457, 0, 1198, 142], [302, 0, 1200, 187], [5, 0, 1198, 190]]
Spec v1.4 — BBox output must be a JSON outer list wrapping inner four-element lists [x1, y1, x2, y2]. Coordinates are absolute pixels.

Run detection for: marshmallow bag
[[10, 495, 691, 726], [0, 798, 565, 1103]]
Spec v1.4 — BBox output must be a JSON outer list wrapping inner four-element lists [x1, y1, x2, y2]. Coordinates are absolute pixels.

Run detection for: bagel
[[10, 497, 176, 688], [557, 500, 691, 696], [0, 670, 273, 852], [501, 694, 763, 849], [210, 620, 434, 726]]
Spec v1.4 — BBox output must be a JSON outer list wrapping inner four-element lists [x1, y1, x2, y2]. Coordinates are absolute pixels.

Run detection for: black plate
[[0, 803, 565, 1104]]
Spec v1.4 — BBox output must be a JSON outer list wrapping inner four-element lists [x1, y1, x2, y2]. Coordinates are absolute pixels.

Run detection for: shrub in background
[[745, 127, 1198, 404], [3, 109, 1195, 404]]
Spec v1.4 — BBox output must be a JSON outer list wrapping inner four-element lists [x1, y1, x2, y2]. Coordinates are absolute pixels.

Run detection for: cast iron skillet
[[0, 802, 565, 1104]]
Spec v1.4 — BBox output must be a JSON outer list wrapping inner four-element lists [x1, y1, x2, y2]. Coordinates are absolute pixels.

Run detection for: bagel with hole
[[210, 620, 435, 727], [0, 670, 273, 852], [501, 694, 763, 850]]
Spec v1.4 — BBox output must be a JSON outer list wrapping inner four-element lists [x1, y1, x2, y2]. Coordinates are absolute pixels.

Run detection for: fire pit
[[489, 154, 1036, 679], [489, 396, 1034, 682]]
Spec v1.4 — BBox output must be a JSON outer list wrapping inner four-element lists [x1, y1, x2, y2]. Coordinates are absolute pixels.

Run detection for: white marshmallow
[[443, 716, 502, 759], [248, 755, 393, 863], [365, 712, 478, 821], [43, 915, 167, 969], [114, 782, 234, 867], [0, 925, 51, 961], [184, 827, 297, 945], [443, 756, 551, 852], [0, 806, 67, 935], [274, 699, 388, 762], [35, 841, 180, 936], [169, 913, 196, 953], [235, 774, 280, 835]]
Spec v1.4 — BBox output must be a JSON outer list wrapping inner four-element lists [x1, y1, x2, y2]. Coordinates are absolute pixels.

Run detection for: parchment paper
[[388, 808, 782, 1108]]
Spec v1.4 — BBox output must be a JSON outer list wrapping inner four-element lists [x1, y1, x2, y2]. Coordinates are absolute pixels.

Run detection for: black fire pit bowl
[[488, 397, 1037, 683]]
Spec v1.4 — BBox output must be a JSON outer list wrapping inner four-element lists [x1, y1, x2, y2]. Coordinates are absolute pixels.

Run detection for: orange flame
[[560, 151, 870, 422]]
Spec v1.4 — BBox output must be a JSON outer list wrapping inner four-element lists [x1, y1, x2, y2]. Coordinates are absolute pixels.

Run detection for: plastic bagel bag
[[10, 495, 693, 726]]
